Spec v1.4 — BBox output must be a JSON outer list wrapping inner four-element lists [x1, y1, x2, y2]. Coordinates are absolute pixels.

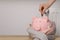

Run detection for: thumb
[[43, 8, 46, 14]]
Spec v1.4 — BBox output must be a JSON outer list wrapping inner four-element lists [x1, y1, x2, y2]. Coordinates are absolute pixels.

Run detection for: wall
[[0, 0, 60, 36]]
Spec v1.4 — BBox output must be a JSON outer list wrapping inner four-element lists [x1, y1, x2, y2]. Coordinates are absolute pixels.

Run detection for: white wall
[[0, 0, 60, 36]]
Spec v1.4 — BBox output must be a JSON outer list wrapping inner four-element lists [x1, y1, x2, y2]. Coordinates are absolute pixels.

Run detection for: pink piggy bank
[[32, 16, 52, 32]]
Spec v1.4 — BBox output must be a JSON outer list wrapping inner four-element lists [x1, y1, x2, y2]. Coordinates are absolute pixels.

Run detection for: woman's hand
[[39, 3, 49, 15], [39, 0, 56, 15], [42, 27, 51, 34]]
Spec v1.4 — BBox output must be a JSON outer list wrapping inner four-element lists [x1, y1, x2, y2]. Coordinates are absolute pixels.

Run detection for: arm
[[47, 0, 56, 8], [46, 22, 56, 35]]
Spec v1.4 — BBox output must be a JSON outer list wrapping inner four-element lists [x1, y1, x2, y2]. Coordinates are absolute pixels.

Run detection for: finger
[[39, 9, 43, 16], [41, 6, 44, 16], [39, 7, 43, 14], [43, 8, 46, 14]]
